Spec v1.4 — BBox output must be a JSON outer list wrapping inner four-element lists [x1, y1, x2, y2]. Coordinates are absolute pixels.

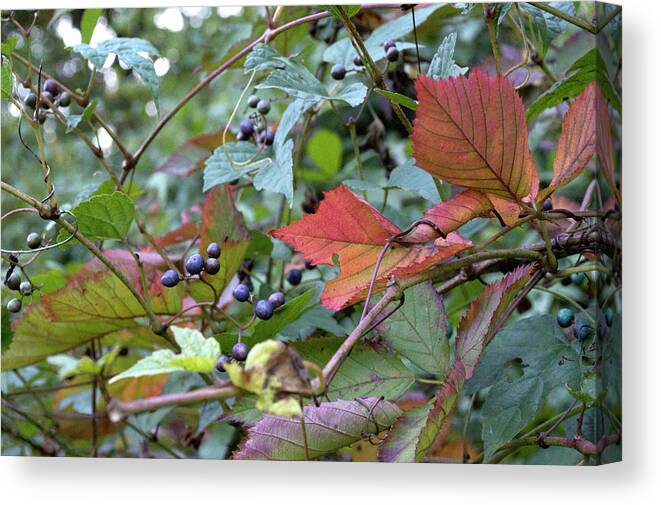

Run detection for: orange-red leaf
[[550, 81, 597, 191], [595, 84, 618, 198], [156, 130, 227, 176], [270, 185, 471, 310], [412, 71, 537, 204], [408, 189, 493, 243]]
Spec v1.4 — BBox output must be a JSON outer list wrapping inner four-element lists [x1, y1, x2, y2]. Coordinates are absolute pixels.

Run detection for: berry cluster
[[4, 270, 33, 314], [24, 79, 71, 124], [239, 93, 274, 146], [160, 241, 222, 288]]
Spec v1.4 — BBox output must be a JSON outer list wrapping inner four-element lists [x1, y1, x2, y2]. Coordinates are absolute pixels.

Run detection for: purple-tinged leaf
[[232, 397, 401, 460], [456, 264, 535, 379]]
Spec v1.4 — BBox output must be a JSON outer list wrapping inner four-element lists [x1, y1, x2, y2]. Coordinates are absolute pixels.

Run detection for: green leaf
[[427, 32, 468, 80], [73, 38, 160, 109], [57, 191, 135, 244], [109, 326, 220, 383], [305, 128, 343, 179], [388, 159, 441, 203], [324, 5, 361, 20], [465, 314, 582, 461], [203, 141, 271, 191], [1, 36, 18, 57], [295, 337, 415, 401], [2, 56, 13, 100], [2, 251, 183, 370], [520, 3, 566, 58], [223, 396, 263, 426], [65, 99, 97, 133], [1, 304, 13, 352], [374, 89, 418, 111], [251, 45, 366, 107], [253, 138, 295, 205], [375, 281, 450, 376], [80, 9, 103, 44], [526, 48, 621, 120]]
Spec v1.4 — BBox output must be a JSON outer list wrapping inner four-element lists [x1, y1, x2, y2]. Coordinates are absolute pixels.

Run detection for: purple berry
[[268, 291, 285, 309], [331, 64, 346, 80], [240, 119, 254, 137], [286, 268, 302, 286], [259, 129, 275, 146], [204, 258, 220, 275], [43, 79, 60, 96], [383, 39, 396, 51], [233, 283, 250, 302], [6, 272, 22, 291], [215, 355, 231, 372], [254, 299, 274, 320], [542, 198, 553, 211], [185, 254, 205, 275], [232, 342, 249, 361], [160, 269, 180, 288], [353, 55, 363, 67], [207, 242, 221, 259], [386, 46, 399, 62]]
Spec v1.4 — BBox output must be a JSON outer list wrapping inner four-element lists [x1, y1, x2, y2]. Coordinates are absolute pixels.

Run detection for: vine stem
[[320, 279, 403, 387], [108, 384, 240, 421], [1, 181, 162, 334], [488, 434, 620, 463]]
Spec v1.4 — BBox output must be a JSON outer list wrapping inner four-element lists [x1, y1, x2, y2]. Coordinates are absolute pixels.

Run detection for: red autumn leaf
[[412, 71, 538, 209], [156, 130, 228, 176], [153, 221, 198, 248], [270, 185, 472, 310], [548, 81, 597, 192], [595, 84, 619, 199], [408, 189, 494, 243]]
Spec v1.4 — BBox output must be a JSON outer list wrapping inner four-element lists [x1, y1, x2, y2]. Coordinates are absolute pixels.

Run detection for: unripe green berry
[[27, 232, 42, 249], [7, 298, 22, 313], [19, 281, 32, 297]]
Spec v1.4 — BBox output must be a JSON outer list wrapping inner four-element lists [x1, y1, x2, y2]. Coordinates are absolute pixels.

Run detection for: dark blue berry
[[247, 94, 260, 108], [237, 131, 247, 141], [331, 64, 346, 80], [27, 232, 41, 249], [542, 198, 553, 211], [43, 79, 60, 96], [204, 258, 220, 275], [242, 258, 255, 271], [256, 99, 271, 115], [24, 93, 37, 109], [383, 40, 396, 51], [215, 355, 231, 372], [573, 322, 593, 340], [160, 269, 180, 288], [40, 91, 53, 106], [6, 272, 22, 291], [240, 119, 254, 137], [268, 291, 285, 309], [556, 308, 575, 328], [561, 276, 572, 286], [304, 259, 316, 270], [232, 342, 249, 361], [353, 55, 363, 67], [254, 299, 274, 320], [185, 254, 205, 275], [57, 92, 71, 107], [386, 46, 399, 62], [604, 307, 614, 327], [207, 242, 221, 259], [233, 283, 250, 302], [7, 298, 22, 313], [286, 268, 302, 286], [259, 129, 275, 146]]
